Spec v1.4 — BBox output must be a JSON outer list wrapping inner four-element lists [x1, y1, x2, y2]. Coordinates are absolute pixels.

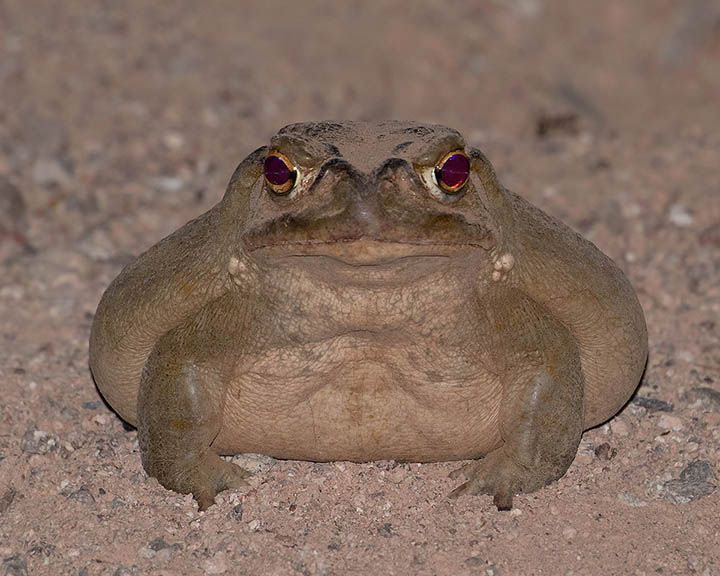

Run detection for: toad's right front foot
[[142, 449, 250, 511]]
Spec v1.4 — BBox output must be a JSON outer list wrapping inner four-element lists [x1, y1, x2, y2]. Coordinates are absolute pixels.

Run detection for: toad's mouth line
[[244, 238, 491, 267], [279, 252, 452, 268]]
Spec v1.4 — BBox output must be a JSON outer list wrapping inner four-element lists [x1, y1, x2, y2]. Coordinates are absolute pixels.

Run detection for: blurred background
[[1, 1, 718, 259], [4, 1, 719, 141]]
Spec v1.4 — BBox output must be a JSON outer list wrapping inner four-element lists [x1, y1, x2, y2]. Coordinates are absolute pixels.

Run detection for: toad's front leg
[[137, 321, 249, 511], [450, 295, 585, 509]]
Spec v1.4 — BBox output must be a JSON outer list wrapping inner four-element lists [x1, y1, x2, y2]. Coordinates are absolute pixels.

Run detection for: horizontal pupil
[[264, 155, 294, 186]]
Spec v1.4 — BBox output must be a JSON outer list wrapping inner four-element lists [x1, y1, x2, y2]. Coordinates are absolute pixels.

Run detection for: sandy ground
[[1, 1, 719, 575]]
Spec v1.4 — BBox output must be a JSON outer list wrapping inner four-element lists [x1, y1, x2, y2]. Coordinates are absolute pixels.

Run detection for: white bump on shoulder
[[491, 252, 515, 282], [228, 254, 255, 287]]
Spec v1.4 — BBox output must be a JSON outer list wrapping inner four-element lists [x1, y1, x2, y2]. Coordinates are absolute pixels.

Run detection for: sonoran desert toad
[[90, 121, 648, 510]]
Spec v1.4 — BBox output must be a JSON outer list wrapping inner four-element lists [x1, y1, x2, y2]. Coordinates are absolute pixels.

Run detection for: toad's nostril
[[376, 157, 412, 179]]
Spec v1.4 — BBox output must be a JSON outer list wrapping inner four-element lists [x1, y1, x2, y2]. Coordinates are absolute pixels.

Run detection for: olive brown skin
[[89, 121, 648, 510]]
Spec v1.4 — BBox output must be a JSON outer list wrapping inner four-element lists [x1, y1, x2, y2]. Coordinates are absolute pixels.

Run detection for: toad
[[89, 121, 647, 510]]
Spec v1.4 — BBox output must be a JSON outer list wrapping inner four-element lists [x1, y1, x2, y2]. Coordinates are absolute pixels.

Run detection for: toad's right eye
[[434, 150, 470, 194], [264, 152, 297, 195]]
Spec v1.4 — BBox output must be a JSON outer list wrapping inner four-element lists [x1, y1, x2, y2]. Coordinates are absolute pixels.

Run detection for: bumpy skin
[[89, 121, 647, 510]]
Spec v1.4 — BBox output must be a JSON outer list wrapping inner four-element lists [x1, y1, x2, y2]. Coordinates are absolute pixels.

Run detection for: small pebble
[[610, 420, 629, 437], [163, 131, 185, 150], [230, 452, 275, 473], [388, 467, 407, 484], [32, 158, 72, 187], [617, 493, 648, 507], [156, 547, 174, 562], [151, 176, 184, 192], [92, 414, 109, 426], [668, 203, 694, 227], [573, 449, 594, 465], [203, 551, 228, 574], [658, 415, 683, 430]]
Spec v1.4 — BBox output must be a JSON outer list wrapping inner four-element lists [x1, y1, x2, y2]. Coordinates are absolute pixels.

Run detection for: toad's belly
[[215, 358, 502, 462]]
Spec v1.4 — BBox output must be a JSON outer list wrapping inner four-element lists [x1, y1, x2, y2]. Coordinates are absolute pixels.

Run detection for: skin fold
[[89, 121, 648, 510]]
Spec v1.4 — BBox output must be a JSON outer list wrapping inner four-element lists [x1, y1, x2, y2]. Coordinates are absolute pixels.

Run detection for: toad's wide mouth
[[245, 237, 490, 267]]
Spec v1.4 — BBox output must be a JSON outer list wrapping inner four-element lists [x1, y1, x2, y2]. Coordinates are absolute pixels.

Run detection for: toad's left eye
[[264, 152, 297, 195], [434, 150, 470, 193]]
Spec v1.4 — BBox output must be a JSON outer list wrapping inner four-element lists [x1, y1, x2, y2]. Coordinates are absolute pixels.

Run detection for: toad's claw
[[190, 454, 251, 511], [448, 448, 532, 511]]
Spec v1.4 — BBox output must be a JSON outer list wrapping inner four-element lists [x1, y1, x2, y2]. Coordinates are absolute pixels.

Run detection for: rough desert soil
[[1, 2, 719, 575]]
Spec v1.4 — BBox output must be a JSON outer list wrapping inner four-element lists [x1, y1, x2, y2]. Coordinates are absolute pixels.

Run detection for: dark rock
[[2, 555, 27, 576], [632, 396, 674, 413], [20, 429, 55, 455], [149, 537, 169, 551], [0, 487, 16, 514], [69, 487, 96, 505], [376, 522, 393, 537], [661, 460, 716, 503], [26, 540, 54, 558], [594, 443, 617, 460], [536, 111, 579, 138], [113, 567, 140, 576], [682, 387, 720, 411], [0, 178, 31, 262], [230, 503, 243, 522], [148, 537, 181, 553], [679, 460, 715, 483]]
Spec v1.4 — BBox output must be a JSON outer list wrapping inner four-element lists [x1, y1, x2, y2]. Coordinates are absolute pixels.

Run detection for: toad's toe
[[448, 448, 534, 510]]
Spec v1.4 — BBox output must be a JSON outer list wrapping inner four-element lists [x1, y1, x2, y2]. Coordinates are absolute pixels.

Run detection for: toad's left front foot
[[449, 446, 549, 510]]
